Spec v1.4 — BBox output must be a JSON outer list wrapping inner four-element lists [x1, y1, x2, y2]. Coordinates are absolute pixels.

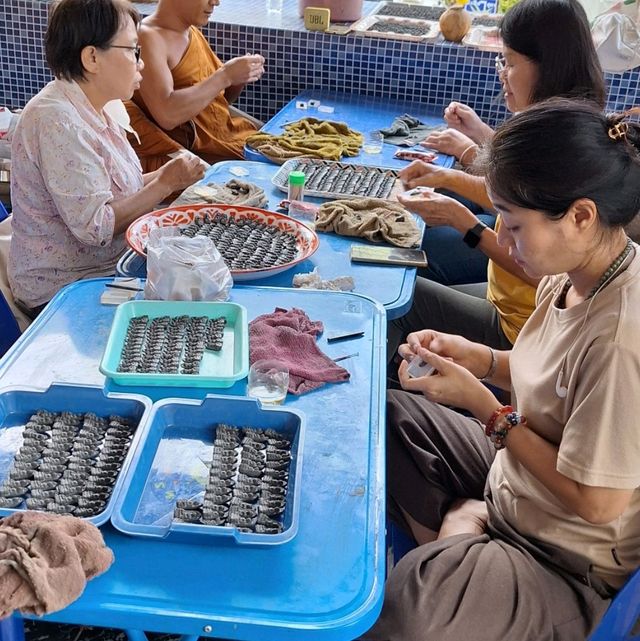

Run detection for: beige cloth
[[491, 247, 640, 589], [315, 198, 421, 248], [0, 217, 29, 332], [246, 118, 363, 163], [171, 179, 268, 208], [0, 511, 114, 617]]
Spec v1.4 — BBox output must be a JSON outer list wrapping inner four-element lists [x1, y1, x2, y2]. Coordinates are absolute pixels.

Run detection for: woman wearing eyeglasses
[[387, 0, 606, 362], [8, 0, 205, 316]]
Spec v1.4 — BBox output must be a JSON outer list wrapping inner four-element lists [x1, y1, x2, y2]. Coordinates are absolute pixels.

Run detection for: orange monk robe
[[125, 26, 257, 172]]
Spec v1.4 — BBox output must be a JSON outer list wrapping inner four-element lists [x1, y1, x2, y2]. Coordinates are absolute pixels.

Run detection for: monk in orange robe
[[125, 0, 265, 172]]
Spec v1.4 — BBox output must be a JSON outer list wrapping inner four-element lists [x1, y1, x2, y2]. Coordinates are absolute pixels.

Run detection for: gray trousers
[[388, 277, 512, 366], [362, 390, 612, 641]]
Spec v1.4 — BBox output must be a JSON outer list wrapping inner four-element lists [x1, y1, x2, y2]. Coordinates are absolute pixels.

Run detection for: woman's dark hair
[[481, 98, 640, 228], [500, 0, 606, 108], [45, 0, 140, 81]]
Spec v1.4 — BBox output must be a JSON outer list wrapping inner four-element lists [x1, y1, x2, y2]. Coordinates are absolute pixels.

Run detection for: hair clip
[[608, 121, 628, 142]]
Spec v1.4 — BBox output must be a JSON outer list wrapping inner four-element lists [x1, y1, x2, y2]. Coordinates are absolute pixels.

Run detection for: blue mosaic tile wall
[[0, 0, 638, 127]]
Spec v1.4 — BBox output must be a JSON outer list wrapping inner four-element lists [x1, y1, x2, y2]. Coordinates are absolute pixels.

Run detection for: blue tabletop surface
[[0, 279, 387, 641], [244, 90, 455, 171], [118, 160, 425, 319]]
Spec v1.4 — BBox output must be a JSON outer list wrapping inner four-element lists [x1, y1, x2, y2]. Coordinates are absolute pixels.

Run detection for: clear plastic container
[[288, 171, 306, 202]]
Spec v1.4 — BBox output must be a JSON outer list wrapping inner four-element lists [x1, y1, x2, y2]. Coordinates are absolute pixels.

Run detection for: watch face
[[463, 223, 485, 248]]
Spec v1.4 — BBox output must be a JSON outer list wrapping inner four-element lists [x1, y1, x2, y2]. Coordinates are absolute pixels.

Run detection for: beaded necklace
[[558, 237, 634, 308]]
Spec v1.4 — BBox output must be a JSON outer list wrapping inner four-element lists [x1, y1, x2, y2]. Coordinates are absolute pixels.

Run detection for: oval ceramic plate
[[126, 204, 319, 281]]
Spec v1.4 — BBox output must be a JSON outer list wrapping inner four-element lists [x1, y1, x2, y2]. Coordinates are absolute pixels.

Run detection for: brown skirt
[[362, 390, 612, 641]]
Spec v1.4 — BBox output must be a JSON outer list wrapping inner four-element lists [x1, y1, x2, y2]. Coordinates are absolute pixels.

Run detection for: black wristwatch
[[462, 221, 488, 248]]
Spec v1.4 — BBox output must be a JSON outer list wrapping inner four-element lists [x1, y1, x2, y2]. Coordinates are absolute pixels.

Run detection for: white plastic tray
[[272, 158, 399, 201]]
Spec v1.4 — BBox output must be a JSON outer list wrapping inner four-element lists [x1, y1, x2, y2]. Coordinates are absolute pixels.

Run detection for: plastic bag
[[592, 10, 640, 72], [144, 226, 233, 301]]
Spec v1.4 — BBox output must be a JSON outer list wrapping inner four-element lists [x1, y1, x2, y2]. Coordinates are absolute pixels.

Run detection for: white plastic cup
[[247, 359, 289, 405]]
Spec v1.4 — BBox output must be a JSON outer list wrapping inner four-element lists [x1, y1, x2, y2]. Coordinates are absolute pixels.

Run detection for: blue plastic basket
[[0, 383, 152, 526], [111, 394, 305, 546], [100, 300, 249, 388]]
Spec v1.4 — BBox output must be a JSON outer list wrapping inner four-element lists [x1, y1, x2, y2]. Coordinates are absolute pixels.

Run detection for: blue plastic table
[[0, 279, 386, 641], [244, 90, 456, 171], [117, 160, 424, 319]]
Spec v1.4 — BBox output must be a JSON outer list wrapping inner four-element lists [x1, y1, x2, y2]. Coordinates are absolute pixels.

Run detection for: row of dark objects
[[293, 160, 397, 198], [173, 424, 293, 534], [118, 315, 226, 375], [0, 410, 136, 516], [179, 213, 298, 270], [378, 3, 445, 20], [377, 4, 498, 26], [369, 21, 433, 36]]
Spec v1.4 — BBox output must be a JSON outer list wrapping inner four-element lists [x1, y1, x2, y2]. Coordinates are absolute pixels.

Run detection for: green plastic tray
[[100, 300, 248, 387]]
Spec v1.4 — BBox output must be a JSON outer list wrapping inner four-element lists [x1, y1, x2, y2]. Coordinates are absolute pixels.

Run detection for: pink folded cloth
[[0, 511, 114, 618], [249, 307, 350, 394]]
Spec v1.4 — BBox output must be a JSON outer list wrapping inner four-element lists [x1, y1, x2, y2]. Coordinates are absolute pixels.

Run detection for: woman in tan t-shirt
[[364, 100, 640, 640]]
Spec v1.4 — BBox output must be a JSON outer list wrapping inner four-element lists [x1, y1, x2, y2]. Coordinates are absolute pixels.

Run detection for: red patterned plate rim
[[126, 203, 319, 275]]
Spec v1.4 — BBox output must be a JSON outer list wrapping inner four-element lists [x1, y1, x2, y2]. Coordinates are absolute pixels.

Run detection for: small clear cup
[[247, 359, 289, 405], [363, 130, 384, 154]]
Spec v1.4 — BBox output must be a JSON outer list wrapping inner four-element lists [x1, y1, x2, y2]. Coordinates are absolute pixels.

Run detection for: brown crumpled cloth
[[315, 198, 421, 248], [0, 512, 114, 618], [171, 178, 268, 208], [249, 307, 350, 395], [246, 118, 363, 163]]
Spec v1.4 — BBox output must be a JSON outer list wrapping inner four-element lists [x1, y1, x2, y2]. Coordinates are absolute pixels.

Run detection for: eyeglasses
[[109, 44, 142, 62], [494, 54, 506, 74]]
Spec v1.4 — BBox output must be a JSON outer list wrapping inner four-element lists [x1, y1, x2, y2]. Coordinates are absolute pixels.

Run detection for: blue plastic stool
[[0, 615, 25, 641], [589, 568, 640, 641], [387, 521, 417, 568], [0, 289, 20, 358]]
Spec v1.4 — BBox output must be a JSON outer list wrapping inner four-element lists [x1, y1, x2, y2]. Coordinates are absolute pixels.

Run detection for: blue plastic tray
[[0, 383, 152, 526], [100, 300, 249, 388], [111, 394, 305, 545]]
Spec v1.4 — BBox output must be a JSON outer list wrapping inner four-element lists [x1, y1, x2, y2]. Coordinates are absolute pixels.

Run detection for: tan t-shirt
[[489, 246, 640, 589]]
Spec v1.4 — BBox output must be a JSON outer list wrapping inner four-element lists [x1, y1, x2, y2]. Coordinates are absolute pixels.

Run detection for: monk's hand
[[221, 54, 265, 87], [158, 154, 206, 191]]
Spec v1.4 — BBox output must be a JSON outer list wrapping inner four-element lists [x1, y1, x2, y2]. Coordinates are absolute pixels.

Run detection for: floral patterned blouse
[[9, 79, 144, 308]]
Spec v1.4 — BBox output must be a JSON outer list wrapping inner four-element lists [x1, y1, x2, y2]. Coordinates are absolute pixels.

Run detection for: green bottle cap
[[288, 171, 306, 186]]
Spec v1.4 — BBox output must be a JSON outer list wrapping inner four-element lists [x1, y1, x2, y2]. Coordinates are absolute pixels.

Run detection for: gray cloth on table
[[171, 179, 268, 208], [379, 114, 442, 146], [361, 391, 612, 641]]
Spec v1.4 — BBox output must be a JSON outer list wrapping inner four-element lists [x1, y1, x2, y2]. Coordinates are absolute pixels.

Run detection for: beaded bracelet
[[488, 411, 527, 450], [484, 405, 513, 436]]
